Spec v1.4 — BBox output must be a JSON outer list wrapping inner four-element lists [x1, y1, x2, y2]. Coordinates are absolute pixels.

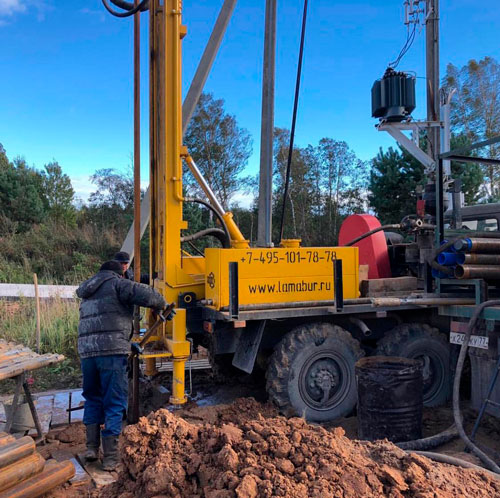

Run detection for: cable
[[184, 197, 231, 244], [102, 0, 149, 18], [343, 224, 402, 247], [453, 300, 500, 474], [388, 22, 417, 68], [279, 0, 309, 243], [181, 228, 230, 248]]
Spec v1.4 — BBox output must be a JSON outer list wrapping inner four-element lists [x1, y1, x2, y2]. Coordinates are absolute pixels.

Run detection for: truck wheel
[[375, 323, 450, 407], [266, 323, 364, 422]]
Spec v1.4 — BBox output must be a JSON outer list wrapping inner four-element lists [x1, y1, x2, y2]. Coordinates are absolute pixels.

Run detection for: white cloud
[[0, 0, 52, 22], [0, 0, 25, 16]]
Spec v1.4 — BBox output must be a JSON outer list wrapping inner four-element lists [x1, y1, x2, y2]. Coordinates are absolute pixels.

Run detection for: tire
[[375, 323, 451, 407], [266, 323, 364, 422]]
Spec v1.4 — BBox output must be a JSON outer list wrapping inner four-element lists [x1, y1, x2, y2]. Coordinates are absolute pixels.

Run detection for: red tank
[[338, 214, 391, 279]]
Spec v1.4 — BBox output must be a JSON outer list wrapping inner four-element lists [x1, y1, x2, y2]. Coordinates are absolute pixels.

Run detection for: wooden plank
[[0, 355, 65, 381], [360, 276, 418, 297], [76, 453, 116, 487], [51, 393, 70, 427], [28, 396, 54, 436]]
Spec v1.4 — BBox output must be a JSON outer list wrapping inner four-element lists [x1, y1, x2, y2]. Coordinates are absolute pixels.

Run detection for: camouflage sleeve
[[116, 279, 167, 310]]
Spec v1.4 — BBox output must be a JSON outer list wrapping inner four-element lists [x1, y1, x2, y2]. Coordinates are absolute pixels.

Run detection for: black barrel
[[356, 356, 423, 442]]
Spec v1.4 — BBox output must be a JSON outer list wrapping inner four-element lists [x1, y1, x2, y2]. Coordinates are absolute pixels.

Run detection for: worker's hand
[[131, 342, 143, 356]]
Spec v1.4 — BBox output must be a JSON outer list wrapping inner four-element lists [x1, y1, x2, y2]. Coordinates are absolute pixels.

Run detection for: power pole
[[426, 0, 440, 165], [257, 0, 277, 247]]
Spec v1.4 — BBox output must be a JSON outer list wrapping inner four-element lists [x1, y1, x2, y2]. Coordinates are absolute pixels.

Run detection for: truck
[[103, 0, 500, 426]]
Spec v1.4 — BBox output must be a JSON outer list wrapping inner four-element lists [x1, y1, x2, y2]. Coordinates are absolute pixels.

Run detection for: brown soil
[[100, 398, 500, 498]]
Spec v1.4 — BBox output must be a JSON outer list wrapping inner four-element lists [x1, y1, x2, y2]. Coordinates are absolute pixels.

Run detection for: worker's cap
[[100, 260, 124, 276], [113, 251, 130, 263]]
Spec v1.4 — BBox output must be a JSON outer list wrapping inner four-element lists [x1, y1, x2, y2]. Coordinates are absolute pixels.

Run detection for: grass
[[0, 298, 81, 394]]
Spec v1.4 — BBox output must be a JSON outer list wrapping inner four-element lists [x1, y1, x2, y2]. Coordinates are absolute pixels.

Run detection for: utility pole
[[426, 0, 440, 165], [257, 0, 277, 247]]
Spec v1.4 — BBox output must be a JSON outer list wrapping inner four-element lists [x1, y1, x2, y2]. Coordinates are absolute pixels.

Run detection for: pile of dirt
[[102, 399, 499, 498]]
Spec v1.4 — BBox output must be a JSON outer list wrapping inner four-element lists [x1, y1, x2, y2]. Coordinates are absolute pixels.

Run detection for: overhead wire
[[279, 0, 309, 243], [388, 22, 417, 68]]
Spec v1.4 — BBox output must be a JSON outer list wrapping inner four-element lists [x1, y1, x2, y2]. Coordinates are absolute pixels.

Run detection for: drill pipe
[[456, 253, 500, 265], [455, 264, 500, 280], [453, 238, 500, 253], [0, 460, 75, 498]]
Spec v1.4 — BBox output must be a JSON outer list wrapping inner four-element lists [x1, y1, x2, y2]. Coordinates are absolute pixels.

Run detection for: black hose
[[279, 0, 309, 243], [344, 224, 401, 247], [109, 0, 149, 11], [102, 0, 149, 17], [396, 425, 458, 450], [181, 228, 230, 248], [184, 197, 231, 244], [453, 300, 500, 474], [409, 451, 500, 479]]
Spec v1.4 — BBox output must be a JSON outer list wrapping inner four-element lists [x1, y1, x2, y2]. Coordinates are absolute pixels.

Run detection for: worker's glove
[[131, 342, 143, 356], [164, 308, 176, 321]]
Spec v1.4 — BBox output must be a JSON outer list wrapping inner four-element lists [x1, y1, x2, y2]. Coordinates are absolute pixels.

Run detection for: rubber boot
[[102, 435, 120, 471], [84, 424, 100, 462]]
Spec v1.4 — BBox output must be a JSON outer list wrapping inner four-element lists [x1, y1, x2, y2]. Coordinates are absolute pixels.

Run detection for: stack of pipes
[[453, 238, 500, 280], [0, 433, 74, 497]]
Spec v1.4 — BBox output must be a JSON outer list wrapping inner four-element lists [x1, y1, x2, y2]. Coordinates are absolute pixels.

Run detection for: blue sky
[[0, 0, 499, 204]]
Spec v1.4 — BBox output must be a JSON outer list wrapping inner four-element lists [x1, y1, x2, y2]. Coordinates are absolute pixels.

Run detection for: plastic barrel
[[355, 356, 423, 442]]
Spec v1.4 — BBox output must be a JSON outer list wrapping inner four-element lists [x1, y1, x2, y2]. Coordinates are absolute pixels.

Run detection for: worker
[[76, 260, 168, 471], [114, 251, 149, 283], [113, 251, 133, 280]]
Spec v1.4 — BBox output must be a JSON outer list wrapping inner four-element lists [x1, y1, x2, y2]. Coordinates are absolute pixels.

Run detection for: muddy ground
[[45, 371, 500, 497]]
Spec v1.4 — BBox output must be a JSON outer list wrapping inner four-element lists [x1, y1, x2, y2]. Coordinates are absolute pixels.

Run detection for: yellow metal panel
[[205, 247, 359, 310]]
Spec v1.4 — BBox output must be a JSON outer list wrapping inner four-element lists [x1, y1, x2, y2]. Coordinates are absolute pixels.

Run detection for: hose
[[102, 0, 149, 18], [409, 451, 500, 480], [344, 224, 401, 247], [397, 425, 458, 450], [453, 300, 500, 474], [108, 0, 149, 11], [184, 197, 231, 244], [181, 228, 230, 248]]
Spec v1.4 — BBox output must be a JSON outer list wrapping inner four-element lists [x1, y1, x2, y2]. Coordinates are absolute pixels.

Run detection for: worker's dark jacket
[[76, 270, 166, 359], [124, 267, 150, 284]]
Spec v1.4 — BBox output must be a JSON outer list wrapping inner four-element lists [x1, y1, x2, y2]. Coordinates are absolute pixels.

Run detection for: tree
[[0, 149, 47, 231], [369, 146, 425, 224], [85, 168, 135, 233], [449, 134, 483, 205], [41, 161, 76, 224], [183, 93, 252, 209], [444, 57, 500, 199]]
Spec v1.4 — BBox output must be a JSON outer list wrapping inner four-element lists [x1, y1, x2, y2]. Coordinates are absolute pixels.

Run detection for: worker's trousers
[[81, 355, 128, 437]]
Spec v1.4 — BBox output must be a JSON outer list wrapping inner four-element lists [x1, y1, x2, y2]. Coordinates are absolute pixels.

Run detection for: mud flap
[[232, 320, 266, 374]]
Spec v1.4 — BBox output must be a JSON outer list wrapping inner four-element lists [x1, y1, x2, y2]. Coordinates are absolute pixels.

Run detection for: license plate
[[449, 332, 489, 349]]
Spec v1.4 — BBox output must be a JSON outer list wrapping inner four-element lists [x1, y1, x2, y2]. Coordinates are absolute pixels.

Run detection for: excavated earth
[[100, 398, 500, 498]]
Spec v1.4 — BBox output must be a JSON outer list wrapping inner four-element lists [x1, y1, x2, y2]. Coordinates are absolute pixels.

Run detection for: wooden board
[[77, 453, 117, 487], [360, 276, 418, 297], [51, 393, 70, 427]]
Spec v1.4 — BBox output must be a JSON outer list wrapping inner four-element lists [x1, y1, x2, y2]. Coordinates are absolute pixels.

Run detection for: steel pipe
[[453, 238, 500, 253], [372, 297, 476, 307], [221, 298, 373, 312], [0, 438, 35, 469], [455, 265, 500, 280], [0, 460, 75, 498], [0, 453, 45, 492], [457, 253, 500, 265]]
